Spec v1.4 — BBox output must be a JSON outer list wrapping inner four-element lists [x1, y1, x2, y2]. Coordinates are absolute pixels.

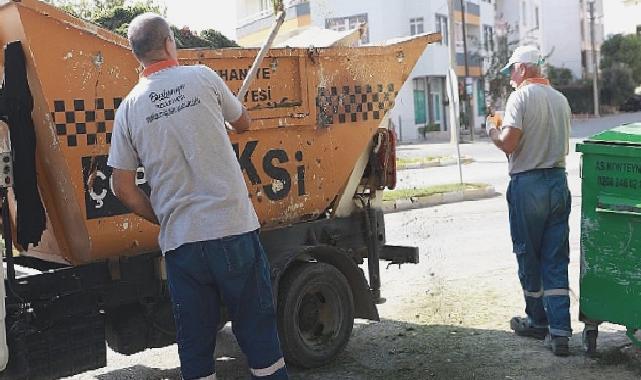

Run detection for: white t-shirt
[[108, 65, 259, 253], [502, 83, 571, 175]]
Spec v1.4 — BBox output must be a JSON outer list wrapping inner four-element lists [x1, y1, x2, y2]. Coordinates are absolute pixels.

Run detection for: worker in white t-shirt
[[108, 13, 288, 380], [486, 45, 572, 357]]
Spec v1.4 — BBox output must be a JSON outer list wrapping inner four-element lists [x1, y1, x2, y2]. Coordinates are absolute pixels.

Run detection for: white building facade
[[496, 0, 604, 81], [236, 0, 497, 142]]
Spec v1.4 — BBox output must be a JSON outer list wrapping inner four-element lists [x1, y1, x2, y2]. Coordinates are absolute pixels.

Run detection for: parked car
[[619, 94, 641, 112]]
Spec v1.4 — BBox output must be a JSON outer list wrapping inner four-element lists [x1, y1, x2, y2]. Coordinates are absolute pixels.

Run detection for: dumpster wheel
[[582, 327, 598, 357], [277, 262, 354, 368]]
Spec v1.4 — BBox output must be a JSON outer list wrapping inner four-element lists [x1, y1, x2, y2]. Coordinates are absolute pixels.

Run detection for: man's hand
[[230, 108, 251, 134], [111, 168, 159, 225], [485, 116, 498, 136]]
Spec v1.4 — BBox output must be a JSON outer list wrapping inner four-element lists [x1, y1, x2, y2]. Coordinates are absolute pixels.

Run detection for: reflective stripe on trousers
[[523, 288, 569, 298], [251, 358, 286, 377]]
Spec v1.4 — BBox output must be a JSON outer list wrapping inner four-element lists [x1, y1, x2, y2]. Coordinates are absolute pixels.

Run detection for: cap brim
[[500, 63, 512, 77]]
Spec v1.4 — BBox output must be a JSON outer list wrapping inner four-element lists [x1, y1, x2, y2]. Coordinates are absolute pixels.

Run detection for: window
[[410, 17, 424, 36], [259, 0, 271, 13], [413, 78, 427, 125], [535, 6, 540, 28], [326, 13, 369, 44], [455, 22, 464, 48], [477, 80, 486, 116], [435, 14, 448, 45], [483, 25, 494, 52], [522, 1, 527, 26]]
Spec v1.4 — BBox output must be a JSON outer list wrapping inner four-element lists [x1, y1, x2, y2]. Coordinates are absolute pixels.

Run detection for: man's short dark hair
[[128, 13, 172, 62]]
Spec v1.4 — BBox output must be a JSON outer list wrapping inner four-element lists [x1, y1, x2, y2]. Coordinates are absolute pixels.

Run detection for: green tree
[[200, 29, 238, 49], [485, 25, 518, 108], [601, 63, 636, 106], [600, 33, 641, 85], [46, 0, 237, 48], [172, 27, 237, 49], [92, 2, 165, 36], [546, 65, 574, 87]]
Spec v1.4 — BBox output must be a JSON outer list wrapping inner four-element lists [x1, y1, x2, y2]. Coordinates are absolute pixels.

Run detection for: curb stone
[[397, 157, 474, 170], [382, 185, 497, 213]]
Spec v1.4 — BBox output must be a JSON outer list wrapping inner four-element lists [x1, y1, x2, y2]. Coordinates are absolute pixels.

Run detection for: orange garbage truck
[[0, 0, 440, 378]]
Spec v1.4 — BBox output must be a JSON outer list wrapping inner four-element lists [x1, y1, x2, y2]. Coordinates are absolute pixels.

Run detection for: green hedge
[[556, 85, 593, 114]]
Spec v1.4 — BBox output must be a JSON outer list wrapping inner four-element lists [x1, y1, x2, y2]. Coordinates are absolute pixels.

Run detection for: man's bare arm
[[230, 108, 251, 133], [112, 168, 159, 225], [489, 126, 522, 155]]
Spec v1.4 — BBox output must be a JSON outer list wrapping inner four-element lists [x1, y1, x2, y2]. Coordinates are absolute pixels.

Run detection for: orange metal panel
[[0, 0, 440, 264]]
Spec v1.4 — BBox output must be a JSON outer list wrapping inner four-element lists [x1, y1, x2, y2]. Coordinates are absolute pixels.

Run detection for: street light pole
[[589, 0, 600, 117]]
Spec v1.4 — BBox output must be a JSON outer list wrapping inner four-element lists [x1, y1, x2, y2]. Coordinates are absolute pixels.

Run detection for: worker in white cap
[[486, 45, 573, 357]]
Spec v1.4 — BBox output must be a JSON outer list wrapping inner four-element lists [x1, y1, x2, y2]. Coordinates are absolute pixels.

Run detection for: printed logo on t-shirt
[[145, 84, 202, 124]]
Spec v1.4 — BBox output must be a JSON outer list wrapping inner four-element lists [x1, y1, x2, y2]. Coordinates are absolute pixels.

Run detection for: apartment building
[[539, 0, 604, 80], [495, 0, 604, 81], [236, 0, 497, 141]]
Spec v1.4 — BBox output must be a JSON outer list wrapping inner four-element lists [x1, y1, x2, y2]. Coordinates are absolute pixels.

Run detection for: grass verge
[[396, 156, 473, 168], [382, 183, 488, 202]]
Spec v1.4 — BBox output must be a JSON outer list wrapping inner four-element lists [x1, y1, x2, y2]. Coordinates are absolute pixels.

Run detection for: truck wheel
[[277, 262, 354, 368]]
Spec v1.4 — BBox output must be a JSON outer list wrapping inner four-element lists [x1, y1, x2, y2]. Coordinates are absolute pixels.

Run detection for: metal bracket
[[307, 46, 319, 64], [380, 245, 420, 265]]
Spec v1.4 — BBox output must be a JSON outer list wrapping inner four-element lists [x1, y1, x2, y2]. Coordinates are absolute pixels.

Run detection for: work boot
[[545, 334, 570, 357], [510, 317, 548, 340]]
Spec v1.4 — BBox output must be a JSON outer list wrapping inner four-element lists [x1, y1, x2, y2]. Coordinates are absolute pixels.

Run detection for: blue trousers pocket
[[221, 233, 256, 275]]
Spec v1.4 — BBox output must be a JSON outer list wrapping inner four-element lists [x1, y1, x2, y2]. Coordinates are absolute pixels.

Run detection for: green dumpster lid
[[585, 123, 641, 145]]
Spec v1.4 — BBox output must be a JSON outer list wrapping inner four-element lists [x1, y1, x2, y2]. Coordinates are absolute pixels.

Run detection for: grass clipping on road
[[396, 156, 442, 165], [383, 183, 487, 202], [396, 156, 473, 167]]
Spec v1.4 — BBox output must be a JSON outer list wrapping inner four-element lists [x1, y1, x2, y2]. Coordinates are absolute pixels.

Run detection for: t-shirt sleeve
[[502, 90, 525, 130], [203, 67, 243, 123], [107, 106, 139, 171]]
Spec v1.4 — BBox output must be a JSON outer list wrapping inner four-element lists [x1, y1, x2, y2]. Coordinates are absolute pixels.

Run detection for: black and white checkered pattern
[[51, 98, 123, 147], [316, 84, 397, 126]]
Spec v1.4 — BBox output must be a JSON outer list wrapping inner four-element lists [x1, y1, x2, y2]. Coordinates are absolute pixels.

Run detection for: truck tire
[[277, 262, 354, 368]]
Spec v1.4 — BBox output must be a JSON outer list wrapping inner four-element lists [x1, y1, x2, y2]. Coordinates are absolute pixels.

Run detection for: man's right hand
[[485, 116, 498, 136]]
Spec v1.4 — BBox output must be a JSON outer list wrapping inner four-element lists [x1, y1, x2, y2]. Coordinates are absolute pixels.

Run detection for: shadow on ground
[[94, 318, 641, 380]]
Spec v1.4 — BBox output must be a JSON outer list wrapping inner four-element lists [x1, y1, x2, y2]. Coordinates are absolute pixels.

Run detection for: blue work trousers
[[165, 230, 288, 380], [507, 168, 572, 337]]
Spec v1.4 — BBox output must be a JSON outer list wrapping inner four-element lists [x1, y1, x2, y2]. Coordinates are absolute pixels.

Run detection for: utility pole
[[460, 0, 473, 141], [447, 0, 459, 145], [589, 0, 600, 117], [447, 0, 464, 184]]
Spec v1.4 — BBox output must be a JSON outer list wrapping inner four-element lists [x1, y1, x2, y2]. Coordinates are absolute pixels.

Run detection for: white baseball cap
[[500, 45, 544, 76]]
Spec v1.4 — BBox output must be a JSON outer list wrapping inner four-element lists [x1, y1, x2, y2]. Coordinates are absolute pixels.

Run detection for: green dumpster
[[576, 122, 641, 356]]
